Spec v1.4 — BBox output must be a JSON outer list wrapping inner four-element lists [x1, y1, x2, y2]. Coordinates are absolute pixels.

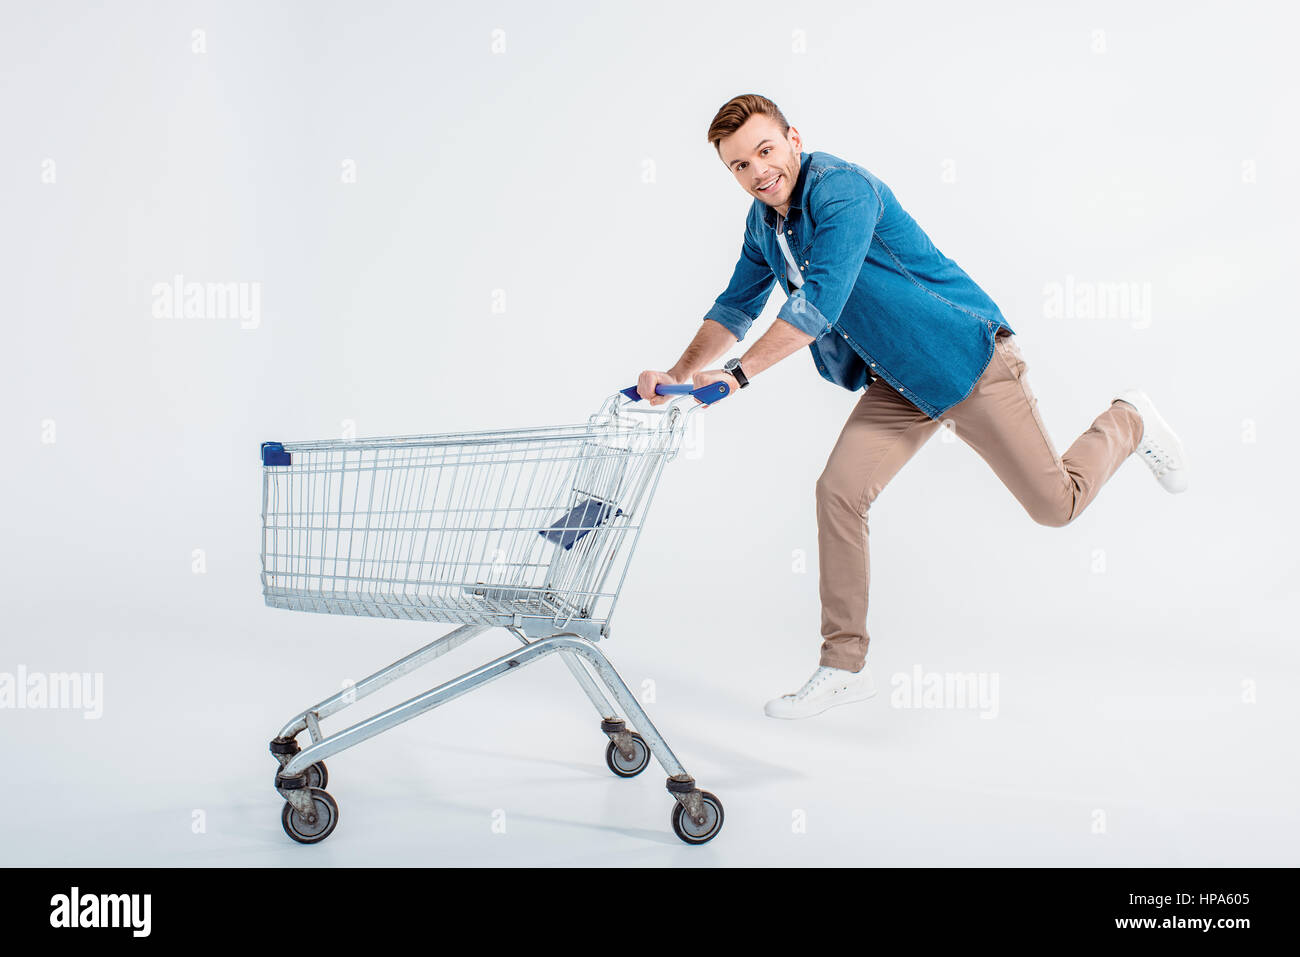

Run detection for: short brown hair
[[706, 94, 789, 152]]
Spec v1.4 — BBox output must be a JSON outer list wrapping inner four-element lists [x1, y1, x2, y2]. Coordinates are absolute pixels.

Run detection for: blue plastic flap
[[261, 442, 291, 466], [620, 382, 730, 404], [539, 497, 624, 550]]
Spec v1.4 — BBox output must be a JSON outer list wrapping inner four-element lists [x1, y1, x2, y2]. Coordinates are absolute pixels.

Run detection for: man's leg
[[944, 331, 1143, 526], [816, 379, 942, 671]]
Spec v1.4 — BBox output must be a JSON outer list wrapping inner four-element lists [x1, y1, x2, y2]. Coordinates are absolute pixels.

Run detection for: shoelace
[[1138, 439, 1178, 476], [792, 667, 837, 700]]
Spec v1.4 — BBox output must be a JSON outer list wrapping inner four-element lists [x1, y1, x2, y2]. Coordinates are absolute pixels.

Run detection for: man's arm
[[667, 319, 739, 382], [735, 318, 814, 378], [690, 169, 881, 397], [683, 318, 812, 401], [637, 319, 737, 406], [701, 220, 777, 343], [667, 310, 818, 384], [639, 220, 777, 405], [771, 168, 881, 340]]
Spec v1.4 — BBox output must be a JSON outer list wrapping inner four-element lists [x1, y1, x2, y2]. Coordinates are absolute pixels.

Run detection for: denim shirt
[[704, 150, 1014, 420]]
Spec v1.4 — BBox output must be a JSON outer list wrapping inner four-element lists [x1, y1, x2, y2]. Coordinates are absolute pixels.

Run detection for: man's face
[[718, 114, 802, 210]]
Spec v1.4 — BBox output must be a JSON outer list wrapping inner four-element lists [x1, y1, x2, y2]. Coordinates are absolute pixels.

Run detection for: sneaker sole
[[764, 686, 877, 720]]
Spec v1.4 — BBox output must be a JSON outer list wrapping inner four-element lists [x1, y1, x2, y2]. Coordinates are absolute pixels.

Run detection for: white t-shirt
[[775, 215, 803, 290], [777, 213, 873, 386]]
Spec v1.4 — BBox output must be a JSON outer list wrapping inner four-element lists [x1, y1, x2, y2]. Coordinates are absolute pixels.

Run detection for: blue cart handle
[[620, 382, 731, 404]]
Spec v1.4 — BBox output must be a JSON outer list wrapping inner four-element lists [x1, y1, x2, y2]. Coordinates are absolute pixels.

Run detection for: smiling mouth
[[756, 174, 782, 194]]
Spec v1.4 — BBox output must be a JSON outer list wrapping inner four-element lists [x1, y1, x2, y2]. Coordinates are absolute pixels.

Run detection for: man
[[637, 93, 1189, 719]]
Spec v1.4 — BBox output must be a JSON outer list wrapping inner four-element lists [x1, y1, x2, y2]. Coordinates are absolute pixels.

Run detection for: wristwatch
[[722, 357, 750, 389]]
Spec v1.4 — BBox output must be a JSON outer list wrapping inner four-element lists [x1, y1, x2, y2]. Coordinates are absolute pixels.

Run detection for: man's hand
[[691, 369, 740, 406], [636, 370, 680, 407]]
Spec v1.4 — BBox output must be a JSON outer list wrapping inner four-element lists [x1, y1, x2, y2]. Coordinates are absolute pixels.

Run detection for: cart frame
[[264, 384, 729, 846]]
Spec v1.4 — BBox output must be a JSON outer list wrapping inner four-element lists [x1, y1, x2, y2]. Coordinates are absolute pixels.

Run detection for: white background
[[2, 0, 1296, 865]]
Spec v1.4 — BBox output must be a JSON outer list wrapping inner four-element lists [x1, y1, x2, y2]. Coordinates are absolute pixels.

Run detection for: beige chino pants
[[815, 329, 1143, 671]]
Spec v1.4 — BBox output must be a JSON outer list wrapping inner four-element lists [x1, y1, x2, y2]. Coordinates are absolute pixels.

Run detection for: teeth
[[758, 175, 779, 191]]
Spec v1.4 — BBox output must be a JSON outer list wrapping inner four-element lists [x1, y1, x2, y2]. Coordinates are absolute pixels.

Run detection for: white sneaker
[[1112, 388, 1189, 494], [764, 665, 877, 720]]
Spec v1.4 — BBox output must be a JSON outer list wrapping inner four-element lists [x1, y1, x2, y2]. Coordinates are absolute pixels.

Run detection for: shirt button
[[870, 362, 876, 367], [786, 229, 792, 235], [804, 260, 809, 265]]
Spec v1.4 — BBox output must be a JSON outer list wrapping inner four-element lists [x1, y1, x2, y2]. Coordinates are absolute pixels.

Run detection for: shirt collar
[[762, 150, 813, 230]]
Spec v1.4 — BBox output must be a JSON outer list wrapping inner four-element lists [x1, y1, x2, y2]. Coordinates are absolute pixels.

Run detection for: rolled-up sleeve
[[704, 219, 776, 342], [776, 168, 881, 341]]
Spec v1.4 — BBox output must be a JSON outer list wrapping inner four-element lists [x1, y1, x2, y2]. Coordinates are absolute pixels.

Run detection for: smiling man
[[637, 93, 1189, 719]]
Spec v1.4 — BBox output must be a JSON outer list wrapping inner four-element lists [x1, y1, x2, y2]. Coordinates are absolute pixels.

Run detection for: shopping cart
[[263, 380, 731, 846]]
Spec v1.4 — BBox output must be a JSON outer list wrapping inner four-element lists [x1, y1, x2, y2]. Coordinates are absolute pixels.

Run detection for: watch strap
[[725, 359, 749, 389]]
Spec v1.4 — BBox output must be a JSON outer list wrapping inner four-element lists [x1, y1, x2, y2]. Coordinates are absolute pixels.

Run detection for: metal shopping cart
[[263, 380, 731, 846]]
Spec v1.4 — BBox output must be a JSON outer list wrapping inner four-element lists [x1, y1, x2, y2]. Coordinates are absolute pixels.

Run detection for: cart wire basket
[[263, 381, 729, 846]]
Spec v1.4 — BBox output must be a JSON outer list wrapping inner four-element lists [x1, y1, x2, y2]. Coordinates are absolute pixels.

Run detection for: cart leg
[[558, 650, 646, 766], [555, 640, 687, 778], [557, 640, 722, 839], [271, 622, 490, 757], [511, 627, 643, 766], [275, 634, 686, 779], [510, 626, 621, 721], [271, 634, 721, 844], [511, 627, 679, 774], [557, 645, 619, 717]]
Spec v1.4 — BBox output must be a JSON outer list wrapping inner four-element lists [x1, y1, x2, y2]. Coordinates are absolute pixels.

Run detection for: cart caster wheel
[[605, 733, 650, 778], [671, 790, 723, 845], [281, 788, 339, 845], [304, 761, 328, 790]]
